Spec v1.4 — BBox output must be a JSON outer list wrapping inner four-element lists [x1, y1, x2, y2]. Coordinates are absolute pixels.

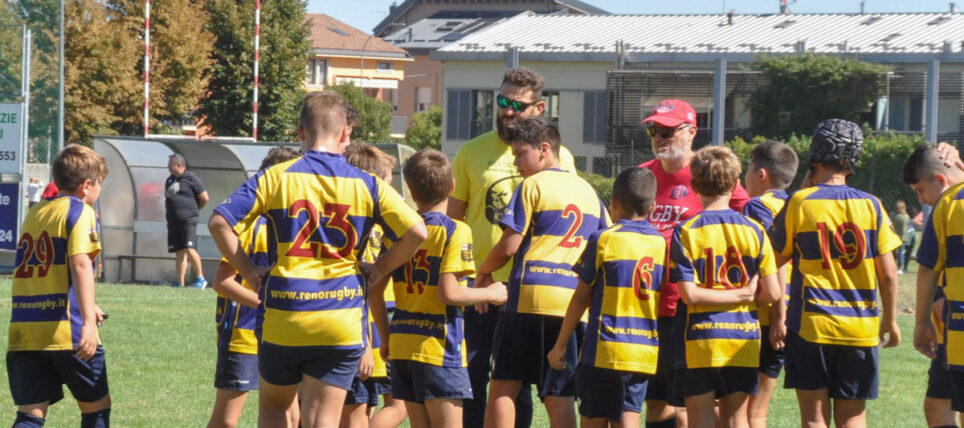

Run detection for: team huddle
[[6, 67, 964, 428]]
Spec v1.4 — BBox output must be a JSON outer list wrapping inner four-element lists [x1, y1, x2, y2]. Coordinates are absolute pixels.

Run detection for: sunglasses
[[646, 124, 691, 139], [497, 94, 536, 113]]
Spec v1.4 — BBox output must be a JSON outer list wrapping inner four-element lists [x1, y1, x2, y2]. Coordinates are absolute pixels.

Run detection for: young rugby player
[[207, 147, 300, 428], [547, 167, 665, 428], [209, 91, 427, 428], [369, 149, 507, 428], [770, 119, 902, 428], [741, 141, 798, 428], [475, 117, 609, 428], [904, 142, 964, 427], [668, 146, 781, 428], [343, 143, 408, 428], [7, 144, 111, 428]]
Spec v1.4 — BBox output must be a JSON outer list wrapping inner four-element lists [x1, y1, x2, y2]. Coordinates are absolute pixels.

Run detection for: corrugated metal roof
[[384, 15, 511, 50], [372, 0, 609, 35], [435, 11, 964, 57]]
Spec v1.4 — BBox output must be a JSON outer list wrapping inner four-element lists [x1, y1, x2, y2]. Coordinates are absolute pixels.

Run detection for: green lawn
[[0, 270, 932, 426]]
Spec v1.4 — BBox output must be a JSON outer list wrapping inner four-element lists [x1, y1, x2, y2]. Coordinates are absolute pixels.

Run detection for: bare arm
[[69, 253, 98, 360], [875, 251, 901, 348], [369, 276, 392, 362], [212, 262, 261, 308], [478, 229, 523, 277], [209, 213, 266, 291], [756, 272, 782, 305], [368, 223, 429, 286], [914, 265, 942, 359], [679, 280, 756, 307], [547, 281, 592, 369], [447, 197, 468, 221], [437, 272, 506, 306], [774, 252, 791, 269], [769, 264, 789, 350], [197, 191, 210, 209]]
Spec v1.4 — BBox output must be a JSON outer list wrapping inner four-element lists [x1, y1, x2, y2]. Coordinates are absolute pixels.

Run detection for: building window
[[416, 87, 432, 112], [471, 90, 495, 137], [377, 61, 393, 73], [542, 91, 560, 122], [583, 91, 608, 143], [306, 59, 326, 86]]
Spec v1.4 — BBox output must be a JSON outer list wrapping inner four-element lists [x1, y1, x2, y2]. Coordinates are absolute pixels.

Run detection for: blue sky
[[312, 0, 960, 33]]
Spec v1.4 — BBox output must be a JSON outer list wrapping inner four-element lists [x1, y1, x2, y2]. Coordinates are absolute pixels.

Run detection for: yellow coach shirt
[[451, 130, 576, 282], [214, 151, 422, 349], [9, 197, 101, 351]]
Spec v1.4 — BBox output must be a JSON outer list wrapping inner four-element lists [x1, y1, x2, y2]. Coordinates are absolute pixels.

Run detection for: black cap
[[809, 119, 863, 172]]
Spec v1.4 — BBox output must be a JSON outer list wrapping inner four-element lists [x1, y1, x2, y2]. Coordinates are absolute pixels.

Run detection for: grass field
[[0, 267, 933, 427]]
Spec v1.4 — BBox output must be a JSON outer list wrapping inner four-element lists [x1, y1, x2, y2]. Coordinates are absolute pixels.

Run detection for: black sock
[[645, 417, 676, 428], [13, 411, 44, 428], [80, 408, 110, 428]]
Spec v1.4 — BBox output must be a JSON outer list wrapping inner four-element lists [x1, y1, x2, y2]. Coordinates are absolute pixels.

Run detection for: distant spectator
[[891, 200, 911, 274], [165, 153, 209, 289], [41, 181, 58, 200], [27, 178, 44, 208]]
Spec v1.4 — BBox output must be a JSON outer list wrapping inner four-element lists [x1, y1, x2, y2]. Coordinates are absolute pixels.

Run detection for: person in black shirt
[[166, 153, 210, 288]]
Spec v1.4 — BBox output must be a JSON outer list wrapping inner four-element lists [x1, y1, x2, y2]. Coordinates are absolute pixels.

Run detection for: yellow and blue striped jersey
[[742, 189, 788, 327], [574, 219, 666, 374], [214, 151, 422, 349], [669, 209, 777, 369], [216, 216, 273, 355], [918, 181, 964, 370], [9, 197, 101, 352], [500, 168, 610, 317], [360, 224, 393, 377], [389, 212, 475, 367], [770, 184, 902, 347]]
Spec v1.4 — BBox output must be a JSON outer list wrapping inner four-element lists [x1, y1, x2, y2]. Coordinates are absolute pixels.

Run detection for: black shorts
[[167, 221, 197, 252], [784, 332, 878, 400], [927, 344, 952, 399], [391, 360, 472, 403], [7, 346, 110, 405], [491, 312, 579, 398], [346, 376, 391, 406], [645, 316, 681, 405], [950, 370, 964, 412], [575, 364, 648, 420], [759, 325, 786, 379], [677, 367, 759, 399], [214, 348, 259, 392], [258, 343, 363, 390]]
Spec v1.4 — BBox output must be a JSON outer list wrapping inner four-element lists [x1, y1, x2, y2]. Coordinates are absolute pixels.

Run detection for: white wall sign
[[0, 103, 23, 175]]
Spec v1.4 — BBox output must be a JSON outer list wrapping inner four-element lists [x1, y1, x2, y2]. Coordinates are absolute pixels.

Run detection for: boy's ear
[[756, 167, 769, 184], [539, 141, 552, 157], [935, 173, 950, 188]]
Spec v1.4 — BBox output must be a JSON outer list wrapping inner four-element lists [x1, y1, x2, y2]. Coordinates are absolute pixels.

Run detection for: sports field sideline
[[0, 271, 928, 427]]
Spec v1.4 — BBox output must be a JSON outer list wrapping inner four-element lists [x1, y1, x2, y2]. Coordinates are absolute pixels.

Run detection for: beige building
[[375, 0, 608, 128], [305, 13, 412, 109]]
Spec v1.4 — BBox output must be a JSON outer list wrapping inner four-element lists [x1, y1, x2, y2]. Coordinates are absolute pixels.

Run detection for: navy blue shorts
[[258, 343, 363, 389], [927, 344, 952, 399], [783, 332, 878, 400], [6, 346, 110, 405], [677, 367, 758, 399], [491, 312, 579, 398], [346, 376, 391, 406], [645, 316, 681, 405], [575, 364, 648, 420], [391, 360, 472, 403], [950, 370, 964, 412], [215, 348, 259, 391], [759, 325, 785, 379]]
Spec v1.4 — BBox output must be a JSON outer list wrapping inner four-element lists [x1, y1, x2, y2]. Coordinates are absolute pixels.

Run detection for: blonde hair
[[691, 146, 741, 197]]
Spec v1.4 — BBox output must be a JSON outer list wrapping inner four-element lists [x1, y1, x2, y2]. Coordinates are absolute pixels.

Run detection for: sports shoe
[[192, 277, 208, 289]]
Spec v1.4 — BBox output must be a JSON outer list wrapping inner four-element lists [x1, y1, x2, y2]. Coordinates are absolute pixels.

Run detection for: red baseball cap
[[641, 99, 697, 127]]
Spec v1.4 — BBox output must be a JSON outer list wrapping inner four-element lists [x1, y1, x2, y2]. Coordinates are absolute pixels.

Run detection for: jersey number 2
[[559, 204, 583, 248], [286, 200, 356, 259]]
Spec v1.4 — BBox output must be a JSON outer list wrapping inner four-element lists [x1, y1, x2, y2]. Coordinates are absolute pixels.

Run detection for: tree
[[107, 0, 214, 136], [331, 82, 391, 143], [405, 105, 441, 149], [198, 0, 310, 141], [749, 55, 890, 140]]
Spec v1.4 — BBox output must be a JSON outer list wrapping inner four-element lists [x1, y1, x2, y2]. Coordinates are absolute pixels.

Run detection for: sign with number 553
[[0, 103, 22, 175]]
